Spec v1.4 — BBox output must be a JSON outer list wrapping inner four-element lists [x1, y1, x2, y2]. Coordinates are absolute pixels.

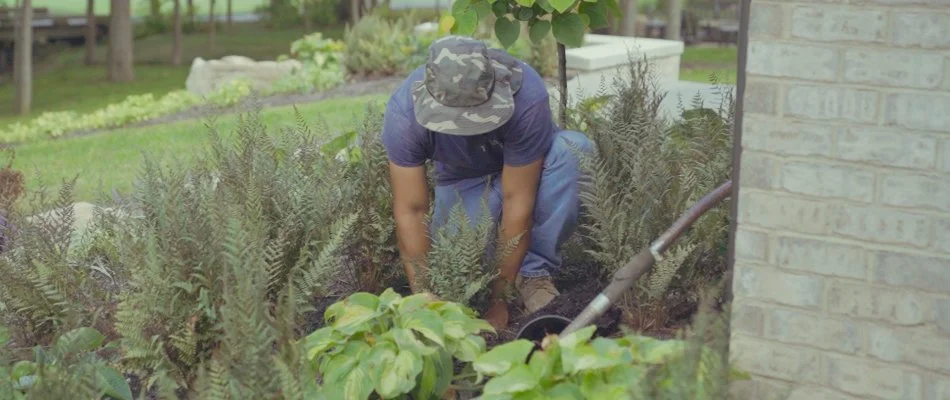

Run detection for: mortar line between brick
[[749, 74, 950, 97], [740, 148, 950, 179], [733, 222, 950, 260]]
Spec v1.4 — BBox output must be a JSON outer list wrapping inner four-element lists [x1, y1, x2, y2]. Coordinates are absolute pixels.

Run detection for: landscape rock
[[185, 55, 304, 96]]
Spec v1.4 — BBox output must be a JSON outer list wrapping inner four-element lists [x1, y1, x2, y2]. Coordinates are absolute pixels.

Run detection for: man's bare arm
[[389, 161, 430, 293], [493, 158, 543, 299]]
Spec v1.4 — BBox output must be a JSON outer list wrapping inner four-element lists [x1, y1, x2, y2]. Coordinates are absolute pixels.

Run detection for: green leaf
[[535, 0, 555, 12], [397, 293, 433, 315], [400, 308, 446, 347], [494, 16, 521, 49], [53, 327, 105, 355], [451, 335, 486, 362], [377, 288, 402, 312], [552, 13, 586, 48], [392, 328, 438, 356], [578, 1, 608, 29], [363, 343, 397, 388], [474, 340, 534, 376], [515, 0, 535, 6], [544, 382, 584, 399], [321, 353, 360, 384], [492, 0, 509, 16], [95, 365, 134, 400], [528, 20, 551, 43], [604, 0, 621, 15], [10, 361, 35, 382], [413, 351, 454, 400], [303, 327, 342, 360], [548, 0, 575, 13], [516, 6, 536, 20], [557, 325, 596, 349], [473, 0, 493, 19], [378, 351, 423, 398], [343, 365, 374, 400], [561, 340, 625, 374], [451, 0, 478, 35], [632, 337, 686, 364], [527, 350, 552, 380], [483, 364, 540, 395]]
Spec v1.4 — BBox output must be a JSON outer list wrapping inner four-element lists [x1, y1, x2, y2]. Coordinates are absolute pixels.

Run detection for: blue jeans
[[430, 130, 594, 278]]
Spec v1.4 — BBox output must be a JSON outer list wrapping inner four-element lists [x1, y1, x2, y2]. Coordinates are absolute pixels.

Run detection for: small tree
[[446, 0, 620, 126], [13, 0, 32, 115], [172, 0, 183, 65], [84, 0, 96, 65], [107, 0, 135, 82]]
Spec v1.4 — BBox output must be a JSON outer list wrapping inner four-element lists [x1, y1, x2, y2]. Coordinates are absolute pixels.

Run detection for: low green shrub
[[272, 32, 348, 94], [343, 13, 429, 77], [302, 289, 494, 398]]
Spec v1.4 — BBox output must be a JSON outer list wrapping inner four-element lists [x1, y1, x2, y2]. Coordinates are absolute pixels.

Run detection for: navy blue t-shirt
[[381, 61, 557, 186]]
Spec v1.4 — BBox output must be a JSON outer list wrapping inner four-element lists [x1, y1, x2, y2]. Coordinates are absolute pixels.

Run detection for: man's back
[[381, 57, 557, 186]]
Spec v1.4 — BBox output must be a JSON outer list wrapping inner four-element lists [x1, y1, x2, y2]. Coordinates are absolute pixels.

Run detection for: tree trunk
[[108, 0, 134, 82], [172, 0, 182, 66], [349, 0, 359, 25], [187, 0, 195, 28], [84, 0, 95, 65], [226, 0, 232, 29], [299, 0, 311, 32], [620, 0, 636, 36], [665, 0, 681, 40], [149, 0, 162, 18], [208, 0, 216, 54], [14, 0, 32, 115]]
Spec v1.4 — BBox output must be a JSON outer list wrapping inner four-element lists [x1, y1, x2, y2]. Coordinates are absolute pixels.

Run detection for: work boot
[[516, 275, 560, 313]]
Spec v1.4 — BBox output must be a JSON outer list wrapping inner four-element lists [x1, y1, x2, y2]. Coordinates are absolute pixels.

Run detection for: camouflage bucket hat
[[412, 35, 524, 136]]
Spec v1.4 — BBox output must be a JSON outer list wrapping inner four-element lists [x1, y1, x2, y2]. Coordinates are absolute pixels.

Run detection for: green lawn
[[11, 94, 388, 203], [0, 22, 343, 129], [38, 0, 268, 17], [678, 45, 737, 85]]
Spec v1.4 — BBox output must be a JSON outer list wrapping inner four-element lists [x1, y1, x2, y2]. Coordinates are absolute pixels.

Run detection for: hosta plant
[[302, 289, 495, 399], [472, 325, 742, 399]]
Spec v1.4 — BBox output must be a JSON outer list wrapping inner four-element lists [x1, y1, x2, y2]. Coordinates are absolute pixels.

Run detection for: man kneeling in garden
[[382, 35, 593, 330]]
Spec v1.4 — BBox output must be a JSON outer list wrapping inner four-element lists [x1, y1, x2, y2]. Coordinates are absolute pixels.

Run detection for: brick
[[785, 85, 879, 123], [730, 336, 821, 383], [743, 117, 835, 157], [926, 376, 950, 400], [880, 173, 950, 213], [743, 80, 779, 115], [825, 354, 923, 399], [738, 152, 778, 190], [829, 205, 933, 248], [764, 308, 863, 353], [942, 140, 950, 173], [788, 387, 863, 400], [748, 41, 839, 81], [730, 302, 765, 336], [735, 227, 768, 261], [854, 0, 950, 5], [733, 264, 824, 308], [885, 93, 950, 133], [773, 236, 867, 279], [864, 328, 950, 373], [892, 12, 950, 50], [937, 219, 950, 255], [739, 191, 830, 235], [729, 378, 792, 400], [749, 2, 784, 39], [779, 161, 875, 203], [790, 5, 887, 43], [837, 128, 937, 170], [827, 281, 929, 325], [843, 49, 945, 89], [873, 251, 950, 293], [934, 297, 950, 334]]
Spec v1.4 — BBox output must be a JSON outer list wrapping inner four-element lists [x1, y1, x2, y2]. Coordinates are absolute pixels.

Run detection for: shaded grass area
[[0, 23, 344, 129], [678, 45, 737, 85], [12, 94, 387, 203]]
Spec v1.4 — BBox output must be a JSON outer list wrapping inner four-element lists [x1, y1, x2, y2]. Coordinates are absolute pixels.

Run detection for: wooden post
[[14, 0, 32, 115], [85, 0, 95, 65], [619, 0, 636, 36], [172, 0, 182, 66], [665, 0, 681, 40]]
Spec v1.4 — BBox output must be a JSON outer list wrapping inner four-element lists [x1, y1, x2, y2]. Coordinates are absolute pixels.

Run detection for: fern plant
[[569, 56, 734, 328]]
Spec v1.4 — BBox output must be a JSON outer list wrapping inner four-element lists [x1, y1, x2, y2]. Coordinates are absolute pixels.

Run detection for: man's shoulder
[[513, 60, 550, 107]]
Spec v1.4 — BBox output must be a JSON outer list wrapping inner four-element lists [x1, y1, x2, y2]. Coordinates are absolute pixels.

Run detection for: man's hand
[[482, 299, 509, 331], [389, 161, 431, 291]]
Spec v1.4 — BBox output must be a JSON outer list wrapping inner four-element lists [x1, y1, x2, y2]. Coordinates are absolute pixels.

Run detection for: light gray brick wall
[[731, 0, 950, 398]]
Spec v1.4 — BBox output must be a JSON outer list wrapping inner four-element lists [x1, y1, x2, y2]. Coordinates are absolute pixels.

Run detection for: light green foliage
[[343, 12, 433, 77], [569, 57, 734, 318], [0, 326, 132, 400], [303, 289, 495, 399], [272, 33, 348, 94], [448, 0, 618, 49], [473, 324, 740, 399]]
